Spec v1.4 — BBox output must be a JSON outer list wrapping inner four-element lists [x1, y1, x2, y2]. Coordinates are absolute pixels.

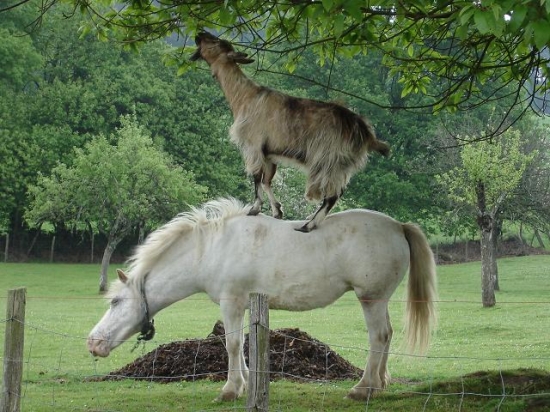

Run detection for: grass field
[[0, 255, 549, 411]]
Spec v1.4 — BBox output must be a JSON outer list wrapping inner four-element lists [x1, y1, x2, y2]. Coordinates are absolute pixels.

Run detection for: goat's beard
[[190, 48, 202, 61]]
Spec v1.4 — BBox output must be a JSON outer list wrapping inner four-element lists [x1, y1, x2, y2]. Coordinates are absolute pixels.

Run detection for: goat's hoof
[[295, 223, 315, 233], [247, 209, 260, 216]]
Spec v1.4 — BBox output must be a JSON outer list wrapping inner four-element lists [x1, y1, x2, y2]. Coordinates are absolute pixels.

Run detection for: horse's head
[[87, 269, 154, 357]]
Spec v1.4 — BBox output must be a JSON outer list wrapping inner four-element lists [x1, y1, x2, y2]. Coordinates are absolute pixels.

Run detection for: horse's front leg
[[216, 299, 248, 402]]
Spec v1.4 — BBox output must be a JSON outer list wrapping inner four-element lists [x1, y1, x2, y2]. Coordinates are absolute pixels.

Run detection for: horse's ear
[[116, 269, 128, 283], [228, 51, 254, 64]]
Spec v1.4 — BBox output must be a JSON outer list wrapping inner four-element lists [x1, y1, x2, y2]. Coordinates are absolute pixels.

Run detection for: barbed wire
[[1, 297, 549, 411], [1, 295, 549, 304]]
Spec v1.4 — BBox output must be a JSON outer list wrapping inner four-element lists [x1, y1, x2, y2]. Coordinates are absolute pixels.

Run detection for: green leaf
[[532, 20, 550, 49], [218, 7, 235, 25], [333, 14, 345, 37], [473, 10, 491, 34], [459, 6, 476, 25], [343, 0, 363, 20], [322, 0, 333, 12], [455, 23, 469, 40], [508, 5, 527, 32]]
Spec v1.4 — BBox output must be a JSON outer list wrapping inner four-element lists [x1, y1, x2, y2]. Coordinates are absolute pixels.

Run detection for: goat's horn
[[228, 51, 254, 64]]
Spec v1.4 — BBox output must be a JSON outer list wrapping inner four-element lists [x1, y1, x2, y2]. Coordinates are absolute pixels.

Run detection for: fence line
[[1, 294, 549, 411], [2, 295, 550, 304], [2, 317, 550, 365]]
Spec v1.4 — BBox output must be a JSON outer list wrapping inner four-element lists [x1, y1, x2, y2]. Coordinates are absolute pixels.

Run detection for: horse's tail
[[402, 223, 438, 354]]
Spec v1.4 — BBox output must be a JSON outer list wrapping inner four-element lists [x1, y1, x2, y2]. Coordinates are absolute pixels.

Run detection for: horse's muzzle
[[87, 336, 110, 357]]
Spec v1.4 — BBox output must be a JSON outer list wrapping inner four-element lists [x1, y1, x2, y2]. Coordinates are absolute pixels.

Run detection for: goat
[[190, 31, 390, 232]]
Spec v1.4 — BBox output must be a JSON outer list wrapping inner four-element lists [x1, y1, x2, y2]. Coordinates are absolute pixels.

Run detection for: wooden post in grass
[[247, 293, 269, 411], [1, 288, 26, 412]]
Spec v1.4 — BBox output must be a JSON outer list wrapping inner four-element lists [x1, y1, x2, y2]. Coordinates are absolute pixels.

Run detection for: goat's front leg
[[262, 162, 283, 219], [248, 172, 263, 216], [296, 194, 339, 233]]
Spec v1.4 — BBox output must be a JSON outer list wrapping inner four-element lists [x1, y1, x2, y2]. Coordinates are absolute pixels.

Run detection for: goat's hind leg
[[248, 172, 263, 216], [296, 194, 338, 232], [262, 162, 283, 219]]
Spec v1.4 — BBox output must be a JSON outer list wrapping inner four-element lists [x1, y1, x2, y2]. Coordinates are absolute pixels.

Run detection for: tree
[[0, 4, 248, 256], [436, 129, 536, 307], [4, 1, 550, 130], [25, 115, 207, 292], [502, 117, 550, 242]]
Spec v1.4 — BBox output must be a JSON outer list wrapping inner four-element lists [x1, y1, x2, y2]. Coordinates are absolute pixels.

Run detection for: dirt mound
[[99, 322, 361, 383]]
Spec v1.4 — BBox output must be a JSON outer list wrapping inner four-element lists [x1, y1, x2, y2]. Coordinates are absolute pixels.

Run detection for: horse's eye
[[111, 298, 120, 307]]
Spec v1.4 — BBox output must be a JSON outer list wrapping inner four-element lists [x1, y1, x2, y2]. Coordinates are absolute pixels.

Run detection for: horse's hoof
[[214, 391, 239, 402], [345, 389, 370, 401], [247, 209, 260, 216], [346, 385, 381, 401]]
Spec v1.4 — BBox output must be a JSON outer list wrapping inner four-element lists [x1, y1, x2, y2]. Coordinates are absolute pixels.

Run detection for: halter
[[137, 282, 155, 342]]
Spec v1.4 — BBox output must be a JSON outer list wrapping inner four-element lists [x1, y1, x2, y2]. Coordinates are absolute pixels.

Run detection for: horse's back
[[207, 209, 410, 310]]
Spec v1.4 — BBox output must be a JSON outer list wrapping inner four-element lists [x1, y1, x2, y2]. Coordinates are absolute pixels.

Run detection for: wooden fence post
[[1, 288, 26, 412], [247, 293, 269, 412]]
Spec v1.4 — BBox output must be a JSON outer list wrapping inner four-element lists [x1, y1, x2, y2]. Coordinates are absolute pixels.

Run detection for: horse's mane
[[123, 197, 250, 286]]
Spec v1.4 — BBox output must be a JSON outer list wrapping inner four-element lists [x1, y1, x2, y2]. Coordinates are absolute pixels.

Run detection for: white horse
[[87, 198, 437, 401]]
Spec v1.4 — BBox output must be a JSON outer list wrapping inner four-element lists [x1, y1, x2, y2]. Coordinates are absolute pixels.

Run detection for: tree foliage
[[438, 131, 535, 210], [25, 115, 207, 289], [1, 1, 549, 264], [26, 115, 207, 233], [4, 0, 549, 127]]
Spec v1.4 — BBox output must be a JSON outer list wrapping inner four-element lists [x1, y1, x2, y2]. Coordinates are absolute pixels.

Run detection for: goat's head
[[190, 31, 254, 65]]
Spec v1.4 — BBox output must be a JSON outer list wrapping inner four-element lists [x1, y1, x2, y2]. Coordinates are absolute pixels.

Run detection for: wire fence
[[1, 293, 550, 411]]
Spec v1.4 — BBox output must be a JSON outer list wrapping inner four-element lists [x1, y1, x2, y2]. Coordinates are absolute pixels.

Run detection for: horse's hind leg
[[347, 297, 393, 401], [261, 161, 283, 219], [216, 298, 248, 402]]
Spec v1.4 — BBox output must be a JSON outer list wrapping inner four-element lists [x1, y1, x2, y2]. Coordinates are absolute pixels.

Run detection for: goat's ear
[[228, 51, 254, 64]]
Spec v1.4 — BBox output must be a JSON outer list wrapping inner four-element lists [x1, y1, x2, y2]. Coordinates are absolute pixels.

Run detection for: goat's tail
[[402, 223, 438, 354], [369, 138, 390, 157], [359, 120, 390, 157]]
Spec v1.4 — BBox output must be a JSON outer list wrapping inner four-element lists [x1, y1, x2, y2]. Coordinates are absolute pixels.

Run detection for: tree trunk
[[138, 221, 146, 244], [534, 229, 545, 249], [4, 233, 9, 262], [49, 235, 56, 263], [99, 239, 118, 293], [476, 181, 496, 307], [492, 217, 501, 292], [479, 226, 497, 307], [518, 222, 527, 255], [25, 225, 42, 258], [90, 232, 95, 263]]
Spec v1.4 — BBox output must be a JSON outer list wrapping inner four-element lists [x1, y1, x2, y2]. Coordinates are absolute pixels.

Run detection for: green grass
[[0, 256, 549, 411]]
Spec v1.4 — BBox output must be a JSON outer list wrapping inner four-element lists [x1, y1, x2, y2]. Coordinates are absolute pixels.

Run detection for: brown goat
[[190, 31, 390, 232]]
